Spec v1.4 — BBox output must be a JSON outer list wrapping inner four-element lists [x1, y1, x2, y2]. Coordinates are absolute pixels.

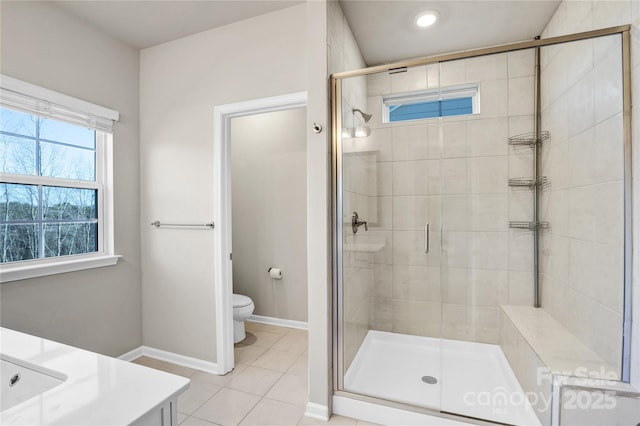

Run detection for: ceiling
[[51, 0, 561, 64], [340, 0, 561, 65], [52, 1, 303, 49]]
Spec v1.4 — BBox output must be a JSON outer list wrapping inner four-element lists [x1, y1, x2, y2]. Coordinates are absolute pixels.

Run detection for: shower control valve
[[351, 211, 368, 234]]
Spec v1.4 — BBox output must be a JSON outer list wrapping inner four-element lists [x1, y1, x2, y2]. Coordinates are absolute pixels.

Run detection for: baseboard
[[118, 345, 220, 375], [118, 346, 145, 362], [304, 402, 330, 421], [249, 314, 308, 330]]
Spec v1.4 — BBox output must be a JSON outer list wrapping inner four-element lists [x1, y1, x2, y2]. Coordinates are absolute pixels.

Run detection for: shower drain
[[421, 375, 438, 384]]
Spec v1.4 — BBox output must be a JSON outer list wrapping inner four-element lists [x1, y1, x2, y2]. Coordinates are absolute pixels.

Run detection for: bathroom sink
[[1, 354, 66, 411]]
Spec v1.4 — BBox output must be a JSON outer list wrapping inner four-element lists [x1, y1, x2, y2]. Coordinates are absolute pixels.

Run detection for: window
[[383, 83, 479, 123], [0, 75, 119, 282]]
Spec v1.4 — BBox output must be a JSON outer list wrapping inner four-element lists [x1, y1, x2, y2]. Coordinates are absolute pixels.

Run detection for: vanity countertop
[[1, 327, 190, 425]]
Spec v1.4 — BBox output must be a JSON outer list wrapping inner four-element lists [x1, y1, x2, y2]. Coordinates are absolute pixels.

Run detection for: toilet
[[232, 293, 255, 343]]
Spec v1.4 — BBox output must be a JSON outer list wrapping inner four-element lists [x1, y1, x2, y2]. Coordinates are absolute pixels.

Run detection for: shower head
[[352, 108, 372, 123]]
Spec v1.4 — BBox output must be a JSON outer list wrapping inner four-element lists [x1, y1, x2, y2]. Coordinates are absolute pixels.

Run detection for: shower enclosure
[[333, 26, 632, 425]]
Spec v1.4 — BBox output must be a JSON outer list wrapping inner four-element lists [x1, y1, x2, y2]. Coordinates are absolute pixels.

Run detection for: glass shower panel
[[339, 69, 443, 411], [538, 34, 625, 379], [438, 50, 543, 425]]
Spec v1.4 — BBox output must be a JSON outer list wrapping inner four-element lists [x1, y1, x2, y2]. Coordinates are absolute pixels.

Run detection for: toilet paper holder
[[268, 267, 283, 279]]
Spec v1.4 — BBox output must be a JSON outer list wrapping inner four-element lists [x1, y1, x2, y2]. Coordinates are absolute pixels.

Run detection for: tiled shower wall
[[360, 50, 539, 345], [538, 1, 631, 373]]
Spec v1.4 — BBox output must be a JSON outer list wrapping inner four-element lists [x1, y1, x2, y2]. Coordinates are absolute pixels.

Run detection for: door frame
[[213, 91, 308, 374]]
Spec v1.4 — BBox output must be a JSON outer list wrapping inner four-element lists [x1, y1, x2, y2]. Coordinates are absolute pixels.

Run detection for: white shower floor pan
[[344, 331, 541, 426]]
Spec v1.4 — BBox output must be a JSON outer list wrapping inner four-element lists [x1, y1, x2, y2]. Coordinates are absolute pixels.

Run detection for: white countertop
[[1, 327, 190, 425]]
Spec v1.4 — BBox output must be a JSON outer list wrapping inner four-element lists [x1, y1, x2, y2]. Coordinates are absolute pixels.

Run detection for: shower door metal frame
[[332, 24, 634, 420]]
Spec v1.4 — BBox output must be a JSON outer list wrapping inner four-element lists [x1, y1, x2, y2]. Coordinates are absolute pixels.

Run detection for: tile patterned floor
[[132, 321, 377, 426]]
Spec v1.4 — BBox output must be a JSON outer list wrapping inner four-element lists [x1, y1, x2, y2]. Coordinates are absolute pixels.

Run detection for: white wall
[[0, 1, 142, 357], [230, 108, 308, 322], [139, 4, 307, 363]]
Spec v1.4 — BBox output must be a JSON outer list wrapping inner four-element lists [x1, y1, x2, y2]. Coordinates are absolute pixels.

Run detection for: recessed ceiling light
[[415, 10, 439, 28]]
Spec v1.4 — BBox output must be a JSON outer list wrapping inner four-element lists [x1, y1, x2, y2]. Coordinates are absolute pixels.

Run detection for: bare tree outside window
[[0, 107, 98, 263]]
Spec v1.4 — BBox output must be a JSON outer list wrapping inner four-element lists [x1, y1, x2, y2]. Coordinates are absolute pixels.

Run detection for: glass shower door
[[338, 69, 443, 412]]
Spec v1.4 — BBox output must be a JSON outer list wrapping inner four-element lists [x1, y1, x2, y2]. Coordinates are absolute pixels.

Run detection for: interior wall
[[539, 0, 635, 376], [0, 1, 142, 357], [230, 108, 308, 322], [139, 4, 307, 363], [306, 0, 331, 414]]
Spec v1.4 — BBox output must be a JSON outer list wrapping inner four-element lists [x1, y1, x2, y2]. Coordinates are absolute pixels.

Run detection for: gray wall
[[139, 4, 308, 362], [231, 108, 308, 322], [0, 1, 142, 357]]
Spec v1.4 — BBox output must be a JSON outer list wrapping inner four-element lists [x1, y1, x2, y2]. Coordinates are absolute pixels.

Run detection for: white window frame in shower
[[381, 83, 480, 123], [212, 91, 308, 375]]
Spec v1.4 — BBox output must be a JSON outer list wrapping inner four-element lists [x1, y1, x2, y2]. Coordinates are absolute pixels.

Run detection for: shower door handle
[[424, 222, 429, 254]]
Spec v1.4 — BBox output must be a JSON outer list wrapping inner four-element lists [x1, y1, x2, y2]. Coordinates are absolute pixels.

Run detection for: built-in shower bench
[[501, 305, 618, 379], [500, 305, 620, 425]]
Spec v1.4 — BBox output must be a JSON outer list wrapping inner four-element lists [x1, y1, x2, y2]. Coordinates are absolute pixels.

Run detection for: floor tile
[[191, 363, 249, 387], [286, 354, 308, 377], [227, 366, 283, 396], [239, 398, 305, 426], [251, 349, 298, 372], [271, 332, 307, 355], [240, 330, 285, 348], [298, 414, 358, 425], [234, 344, 267, 365], [178, 379, 222, 415], [245, 321, 289, 335], [132, 356, 197, 377], [265, 373, 308, 406], [192, 388, 260, 426], [178, 412, 188, 424], [181, 416, 221, 426]]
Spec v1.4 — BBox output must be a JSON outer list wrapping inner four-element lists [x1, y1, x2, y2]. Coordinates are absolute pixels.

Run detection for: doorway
[[214, 92, 307, 374]]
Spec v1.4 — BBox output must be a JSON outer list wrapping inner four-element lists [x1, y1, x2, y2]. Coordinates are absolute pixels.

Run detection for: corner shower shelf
[[509, 221, 549, 230], [508, 176, 548, 188], [508, 131, 550, 146]]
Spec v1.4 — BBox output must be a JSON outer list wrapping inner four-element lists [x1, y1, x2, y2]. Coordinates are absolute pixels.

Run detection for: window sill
[[0, 254, 122, 283]]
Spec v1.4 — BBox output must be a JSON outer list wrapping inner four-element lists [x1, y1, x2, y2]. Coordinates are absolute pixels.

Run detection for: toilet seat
[[233, 294, 253, 308]]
